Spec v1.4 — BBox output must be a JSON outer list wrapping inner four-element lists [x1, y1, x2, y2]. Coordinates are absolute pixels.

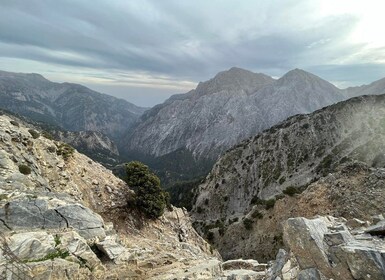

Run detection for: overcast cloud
[[1, 0, 385, 106]]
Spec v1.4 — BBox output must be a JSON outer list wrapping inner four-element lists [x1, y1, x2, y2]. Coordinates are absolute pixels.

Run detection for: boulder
[[283, 216, 385, 280]]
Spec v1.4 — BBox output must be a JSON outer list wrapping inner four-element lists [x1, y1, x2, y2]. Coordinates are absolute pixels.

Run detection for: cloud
[[0, 0, 385, 105]]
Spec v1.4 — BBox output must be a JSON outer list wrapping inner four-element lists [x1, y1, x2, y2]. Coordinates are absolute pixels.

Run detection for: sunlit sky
[[1, 0, 385, 106]]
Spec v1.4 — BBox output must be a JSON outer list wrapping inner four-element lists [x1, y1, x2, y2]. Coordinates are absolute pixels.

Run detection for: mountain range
[[0, 70, 147, 141], [2, 68, 385, 190]]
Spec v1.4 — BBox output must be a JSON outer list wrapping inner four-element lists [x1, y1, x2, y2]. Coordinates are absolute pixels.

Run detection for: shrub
[[42, 131, 54, 140], [283, 186, 298, 196], [19, 164, 31, 175], [207, 231, 214, 242], [56, 143, 74, 160], [10, 120, 19, 127], [243, 218, 253, 230], [125, 161, 170, 219], [265, 199, 276, 210], [28, 129, 40, 139], [251, 210, 263, 219]]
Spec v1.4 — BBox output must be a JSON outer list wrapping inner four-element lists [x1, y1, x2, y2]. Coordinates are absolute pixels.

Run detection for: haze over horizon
[[1, 0, 385, 106]]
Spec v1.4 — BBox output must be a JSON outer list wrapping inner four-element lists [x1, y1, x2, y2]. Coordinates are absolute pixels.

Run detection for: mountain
[[191, 93, 385, 260], [0, 70, 147, 140], [0, 113, 220, 279], [124, 68, 344, 161], [344, 77, 385, 98], [2, 97, 384, 280], [52, 130, 121, 167]]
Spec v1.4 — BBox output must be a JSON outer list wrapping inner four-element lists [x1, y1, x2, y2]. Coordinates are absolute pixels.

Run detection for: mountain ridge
[[124, 67, 345, 160], [0, 70, 147, 141]]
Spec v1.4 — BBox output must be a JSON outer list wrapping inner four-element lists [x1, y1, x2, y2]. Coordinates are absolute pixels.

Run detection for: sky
[[1, 0, 385, 107]]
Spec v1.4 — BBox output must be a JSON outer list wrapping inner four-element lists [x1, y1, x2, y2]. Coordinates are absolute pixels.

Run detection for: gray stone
[[324, 231, 353, 246], [0, 197, 105, 240], [297, 268, 324, 280], [267, 249, 288, 280], [8, 232, 56, 261]]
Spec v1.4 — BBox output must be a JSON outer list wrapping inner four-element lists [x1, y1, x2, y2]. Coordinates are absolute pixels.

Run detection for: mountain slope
[[344, 76, 385, 98], [192, 94, 385, 220], [0, 112, 226, 279], [0, 70, 147, 140], [124, 67, 344, 160], [191, 93, 385, 260]]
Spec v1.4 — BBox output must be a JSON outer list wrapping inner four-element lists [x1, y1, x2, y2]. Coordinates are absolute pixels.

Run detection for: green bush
[[42, 131, 54, 140], [28, 129, 40, 139], [251, 210, 263, 219], [56, 143, 75, 160], [265, 199, 276, 210], [125, 161, 170, 219], [19, 164, 31, 175], [283, 186, 298, 196], [243, 218, 253, 230]]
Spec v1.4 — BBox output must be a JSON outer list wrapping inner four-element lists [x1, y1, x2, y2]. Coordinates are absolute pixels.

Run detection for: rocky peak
[[195, 67, 275, 96], [276, 68, 339, 90]]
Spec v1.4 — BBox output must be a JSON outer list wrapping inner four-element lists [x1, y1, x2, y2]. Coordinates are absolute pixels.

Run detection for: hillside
[[0, 70, 147, 140], [191, 94, 385, 260]]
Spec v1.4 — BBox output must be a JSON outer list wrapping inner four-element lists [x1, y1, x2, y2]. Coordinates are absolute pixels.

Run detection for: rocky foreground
[[0, 113, 384, 279]]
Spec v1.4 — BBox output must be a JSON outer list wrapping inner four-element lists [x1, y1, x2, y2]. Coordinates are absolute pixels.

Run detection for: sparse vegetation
[[19, 164, 31, 175], [283, 186, 299, 196], [251, 210, 263, 219], [265, 198, 276, 210], [56, 143, 75, 160], [243, 218, 253, 230], [25, 248, 70, 263], [42, 131, 54, 140]]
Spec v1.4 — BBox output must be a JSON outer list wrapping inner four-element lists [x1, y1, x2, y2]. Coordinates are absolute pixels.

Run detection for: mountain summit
[[124, 67, 344, 160]]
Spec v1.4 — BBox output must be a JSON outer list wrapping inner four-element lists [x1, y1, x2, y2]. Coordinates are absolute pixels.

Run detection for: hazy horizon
[[1, 0, 385, 106]]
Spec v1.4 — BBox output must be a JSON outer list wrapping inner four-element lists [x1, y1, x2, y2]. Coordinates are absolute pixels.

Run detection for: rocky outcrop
[[277, 216, 385, 280], [0, 70, 147, 140]]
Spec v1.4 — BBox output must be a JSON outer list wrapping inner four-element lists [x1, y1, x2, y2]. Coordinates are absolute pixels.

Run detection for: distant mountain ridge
[[0, 70, 147, 140], [124, 67, 347, 160]]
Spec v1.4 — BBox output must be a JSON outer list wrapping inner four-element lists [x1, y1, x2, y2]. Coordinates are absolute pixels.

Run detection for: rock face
[[53, 130, 119, 156], [281, 216, 385, 280], [0, 70, 147, 140], [125, 67, 344, 160], [192, 94, 385, 261]]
